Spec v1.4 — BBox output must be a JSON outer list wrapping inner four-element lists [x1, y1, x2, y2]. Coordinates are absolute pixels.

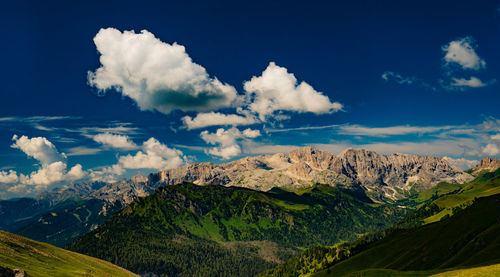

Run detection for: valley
[[0, 149, 498, 276]]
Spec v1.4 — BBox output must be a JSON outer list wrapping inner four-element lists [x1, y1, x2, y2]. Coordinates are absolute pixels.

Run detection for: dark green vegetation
[[15, 199, 123, 247], [263, 170, 500, 277], [0, 181, 118, 247], [0, 197, 54, 231], [0, 230, 137, 277], [68, 183, 408, 276], [315, 193, 500, 276]]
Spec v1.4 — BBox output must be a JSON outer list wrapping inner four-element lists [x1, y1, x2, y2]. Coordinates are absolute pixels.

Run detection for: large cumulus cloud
[[244, 62, 343, 120], [200, 127, 261, 159], [88, 28, 239, 114], [1, 135, 87, 190]]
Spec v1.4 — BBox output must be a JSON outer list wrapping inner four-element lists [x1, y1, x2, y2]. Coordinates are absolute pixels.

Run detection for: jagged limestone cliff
[[153, 147, 473, 201]]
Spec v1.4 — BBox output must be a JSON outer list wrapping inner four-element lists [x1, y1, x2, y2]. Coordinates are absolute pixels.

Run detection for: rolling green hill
[[263, 170, 500, 276], [264, 192, 500, 277], [68, 183, 408, 276], [0, 230, 137, 277], [313, 192, 500, 276]]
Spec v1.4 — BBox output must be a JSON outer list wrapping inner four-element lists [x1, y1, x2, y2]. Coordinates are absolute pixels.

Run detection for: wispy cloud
[[381, 71, 437, 91], [253, 118, 500, 162], [266, 124, 340, 133], [337, 125, 455, 137], [66, 146, 102, 156], [0, 116, 80, 123]]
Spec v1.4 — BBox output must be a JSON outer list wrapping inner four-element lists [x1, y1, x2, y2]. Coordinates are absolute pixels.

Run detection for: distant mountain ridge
[[9, 147, 473, 207], [153, 147, 473, 201], [471, 157, 500, 175]]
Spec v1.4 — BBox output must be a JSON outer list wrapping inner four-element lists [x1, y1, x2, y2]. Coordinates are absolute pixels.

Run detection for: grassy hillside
[[0, 230, 136, 277], [312, 192, 500, 276], [263, 170, 500, 277], [398, 168, 500, 227], [68, 183, 408, 276]]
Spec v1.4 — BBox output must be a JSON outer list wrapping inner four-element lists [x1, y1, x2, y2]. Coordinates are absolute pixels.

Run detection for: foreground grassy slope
[[69, 183, 407, 276], [0, 230, 137, 277], [314, 193, 500, 276]]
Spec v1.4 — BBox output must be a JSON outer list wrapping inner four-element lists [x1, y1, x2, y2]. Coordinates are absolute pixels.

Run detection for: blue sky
[[0, 0, 499, 199]]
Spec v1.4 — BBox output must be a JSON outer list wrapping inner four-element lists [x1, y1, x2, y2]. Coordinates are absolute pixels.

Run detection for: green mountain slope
[[14, 199, 123, 247], [0, 230, 137, 277], [263, 170, 500, 277], [398, 167, 500, 228], [68, 183, 408, 276], [314, 192, 500, 276]]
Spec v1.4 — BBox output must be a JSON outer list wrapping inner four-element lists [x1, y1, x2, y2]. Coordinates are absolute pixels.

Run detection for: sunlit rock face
[[36, 147, 474, 205], [471, 158, 500, 176], [153, 147, 473, 201]]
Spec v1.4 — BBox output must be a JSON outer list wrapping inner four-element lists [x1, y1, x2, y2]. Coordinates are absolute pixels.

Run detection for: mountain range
[[153, 147, 472, 201], [1, 147, 496, 276], [0, 147, 473, 247]]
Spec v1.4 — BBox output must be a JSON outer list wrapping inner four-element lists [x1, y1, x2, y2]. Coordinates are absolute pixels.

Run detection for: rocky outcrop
[[90, 175, 150, 205], [0, 266, 29, 277], [151, 147, 473, 201], [471, 158, 500, 176]]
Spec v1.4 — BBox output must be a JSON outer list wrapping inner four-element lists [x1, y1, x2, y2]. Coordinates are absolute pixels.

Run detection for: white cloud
[[243, 62, 342, 120], [442, 37, 486, 70], [200, 127, 261, 159], [9, 135, 87, 189], [442, 157, 479, 170], [245, 144, 303, 155], [88, 28, 239, 114], [88, 164, 125, 183], [381, 71, 437, 90], [206, 144, 242, 159], [338, 125, 452, 137], [242, 128, 261, 138], [11, 135, 66, 165], [0, 170, 18, 183], [182, 110, 258, 130], [0, 116, 79, 123], [93, 133, 138, 150], [482, 143, 499, 156], [7, 184, 27, 193], [450, 77, 486, 88], [22, 162, 65, 186], [381, 71, 415, 84], [66, 146, 102, 156], [118, 137, 184, 169]]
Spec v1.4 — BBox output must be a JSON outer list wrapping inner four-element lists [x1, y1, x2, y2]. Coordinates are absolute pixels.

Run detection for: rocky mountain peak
[[131, 174, 147, 183], [471, 158, 500, 175], [289, 146, 335, 170]]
